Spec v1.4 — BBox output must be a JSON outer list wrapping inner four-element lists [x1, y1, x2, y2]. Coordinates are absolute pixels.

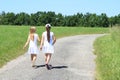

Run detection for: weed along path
[[0, 34, 104, 80]]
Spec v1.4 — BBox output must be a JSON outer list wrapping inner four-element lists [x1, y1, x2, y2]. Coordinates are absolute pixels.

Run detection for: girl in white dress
[[23, 27, 40, 67], [40, 24, 56, 70]]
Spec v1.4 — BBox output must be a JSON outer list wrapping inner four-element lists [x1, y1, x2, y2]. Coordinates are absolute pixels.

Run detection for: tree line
[[0, 11, 120, 27]]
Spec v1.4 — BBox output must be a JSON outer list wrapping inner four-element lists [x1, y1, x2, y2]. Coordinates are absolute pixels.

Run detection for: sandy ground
[[0, 34, 104, 80]]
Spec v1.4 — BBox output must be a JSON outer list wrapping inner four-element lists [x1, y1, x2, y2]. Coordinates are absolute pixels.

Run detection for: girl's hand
[[23, 46, 26, 49], [40, 46, 42, 51]]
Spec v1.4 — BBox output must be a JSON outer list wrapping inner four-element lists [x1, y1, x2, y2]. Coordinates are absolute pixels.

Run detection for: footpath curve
[[0, 34, 104, 80]]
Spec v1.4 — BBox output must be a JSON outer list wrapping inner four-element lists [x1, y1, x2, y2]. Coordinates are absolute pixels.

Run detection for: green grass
[[94, 27, 120, 80], [0, 25, 109, 68], [52, 27, 109, 38]]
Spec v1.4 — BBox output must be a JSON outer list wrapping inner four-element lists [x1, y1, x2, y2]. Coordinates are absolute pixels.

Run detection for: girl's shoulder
[[34, 33, 39, 37], [34, 33, 37, 35], [50, 32, 54, 35], [42, 31, 47, 35]]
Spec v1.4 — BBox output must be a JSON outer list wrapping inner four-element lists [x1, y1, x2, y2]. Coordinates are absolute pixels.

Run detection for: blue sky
[[0, 0, 119, 17]]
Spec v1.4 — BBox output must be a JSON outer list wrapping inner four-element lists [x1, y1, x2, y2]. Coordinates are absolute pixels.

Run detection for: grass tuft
[[94, 26, 120, 80]]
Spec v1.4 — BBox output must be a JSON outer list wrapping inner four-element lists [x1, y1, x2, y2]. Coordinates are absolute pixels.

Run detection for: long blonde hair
[[29, 27, 36, 41]]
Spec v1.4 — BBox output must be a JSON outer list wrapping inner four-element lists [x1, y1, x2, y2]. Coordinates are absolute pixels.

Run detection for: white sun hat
[[45, 23, 51, 27]]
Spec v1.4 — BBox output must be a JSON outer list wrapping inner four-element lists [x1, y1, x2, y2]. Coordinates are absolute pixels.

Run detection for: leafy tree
[[46, 11, 56, 25], [0, 11, 6, 24], [0, 11, 120, 27], [14, 12, 30, 25], [89, 14, 98, 27], [116, 14, 120, 25], [83, 12, 91, 27], [109, 16, 116, 27], [76, 13, 84, 26], [55, 13, 65, 26], [30, 13, 38, 26], [0, 12, 15, 25], [99, 13, 109, 27], [6, 12, 16, 25]]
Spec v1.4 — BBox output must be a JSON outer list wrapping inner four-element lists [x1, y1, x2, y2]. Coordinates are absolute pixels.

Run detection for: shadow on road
[[35, 64, 45, 68], [35, 64, 68, 70], [52, 65, 68, 69]]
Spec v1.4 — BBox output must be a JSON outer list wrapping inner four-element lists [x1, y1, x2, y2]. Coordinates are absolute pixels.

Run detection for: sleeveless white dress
[[42, 31, 54, 54], [27, 33, 39, 54]]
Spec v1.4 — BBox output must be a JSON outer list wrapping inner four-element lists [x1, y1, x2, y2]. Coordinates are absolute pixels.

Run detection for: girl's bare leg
[[45, 53, 51, 64], [31, 54, 37, 67], [45, 54, 48, 64], [31, 54, 33, 61], [45, 54, 52, 69]]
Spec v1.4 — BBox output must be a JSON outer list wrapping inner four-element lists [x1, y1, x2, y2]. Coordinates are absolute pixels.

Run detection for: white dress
[[42, 31, 54, 54], [27, 33, 39, 54]]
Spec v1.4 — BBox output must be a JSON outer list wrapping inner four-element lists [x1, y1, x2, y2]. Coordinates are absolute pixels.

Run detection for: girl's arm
[[37, 34, 41, 43], [23, 35, 30, 49], [40, 33, 44, 50], [52, 34, 56, 45]]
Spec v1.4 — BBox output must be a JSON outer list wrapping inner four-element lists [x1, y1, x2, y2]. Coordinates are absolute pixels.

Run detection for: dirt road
[[0, 34, 104, 80]]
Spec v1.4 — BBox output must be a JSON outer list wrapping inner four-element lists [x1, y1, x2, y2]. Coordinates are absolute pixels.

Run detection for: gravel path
[[0, 34, 104, 80]]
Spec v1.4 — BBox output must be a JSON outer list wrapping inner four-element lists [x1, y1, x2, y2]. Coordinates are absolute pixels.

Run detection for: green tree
[[109, 16, 117, 27], [83, 12, 91, 27], [0, 11, 6, 24], [46, 11, 56, 25], [76, 13, 84, 26], [99, 13, 109, 27], [116, 14, 120, 25], [55, 13, 65, 26], [89, 14, 98, 27], [0, 12, 15, 25], [14, 12, 30, 25]]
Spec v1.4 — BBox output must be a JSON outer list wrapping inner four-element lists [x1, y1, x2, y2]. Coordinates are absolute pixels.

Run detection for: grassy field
[[0, 25, 109, 68], [94, 27, 120, 80]]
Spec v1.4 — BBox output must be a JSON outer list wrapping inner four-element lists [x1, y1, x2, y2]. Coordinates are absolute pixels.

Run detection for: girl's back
[[43, 31, 54, 45], [29, 33, 38, 46]]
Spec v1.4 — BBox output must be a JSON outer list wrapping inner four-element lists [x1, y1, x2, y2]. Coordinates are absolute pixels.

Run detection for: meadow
[[94, 27, 120, 80], [0, 25, 120, 80], [0, 25, 109, 68]]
